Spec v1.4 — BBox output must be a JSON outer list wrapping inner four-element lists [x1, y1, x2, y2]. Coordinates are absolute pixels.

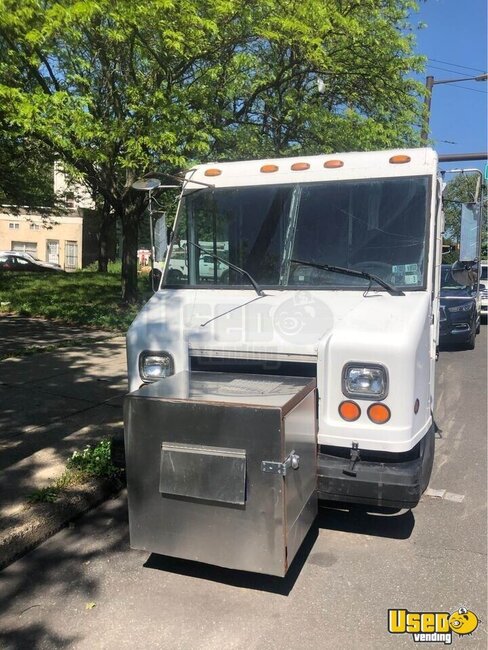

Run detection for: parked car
[[0, 253, 65, 273], [480, 261, 488, 319], [0, 250, 61, 269], [167, 250, 227, 282], [439, 264, 479, 350]]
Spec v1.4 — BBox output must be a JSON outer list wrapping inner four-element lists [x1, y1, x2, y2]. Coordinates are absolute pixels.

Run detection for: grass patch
[[28, 439, 121, 504], [67, 439, 119, 476], [0, 270, 151, 331], [28, 472, 78, 504]]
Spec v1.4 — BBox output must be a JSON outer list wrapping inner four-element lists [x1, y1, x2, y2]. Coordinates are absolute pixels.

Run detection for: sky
[[411, 0, 487, 167]]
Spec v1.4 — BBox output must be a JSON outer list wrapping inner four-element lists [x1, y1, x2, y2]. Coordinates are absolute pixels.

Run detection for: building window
[[29, 223, 41, 230], [64, 191, 75, 209], [9, 223, 19, 230], [12, 241, 38, 255]]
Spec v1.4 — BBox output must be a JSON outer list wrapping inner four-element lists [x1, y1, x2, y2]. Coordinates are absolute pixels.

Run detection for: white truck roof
[[184, 148, 438, 189]]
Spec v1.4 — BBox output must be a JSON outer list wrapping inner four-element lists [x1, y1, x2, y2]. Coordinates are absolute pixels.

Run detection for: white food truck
[[124, 148, 479, 576]]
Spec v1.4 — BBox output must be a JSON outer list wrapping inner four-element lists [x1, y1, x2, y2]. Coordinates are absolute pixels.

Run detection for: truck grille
[[190, 355, 316, 377]]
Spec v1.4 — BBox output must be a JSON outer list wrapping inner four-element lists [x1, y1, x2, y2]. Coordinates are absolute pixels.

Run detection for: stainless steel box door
[[160, 442, 246, 505]]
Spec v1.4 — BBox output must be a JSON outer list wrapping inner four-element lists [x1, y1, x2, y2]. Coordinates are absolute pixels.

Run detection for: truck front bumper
[[317, 425, 435, 509]]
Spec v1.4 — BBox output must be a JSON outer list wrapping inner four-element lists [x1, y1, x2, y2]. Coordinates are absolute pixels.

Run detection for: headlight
[[448, 303, 472, 313], [342, 363, 388, 400], [139, 351, 174, 382]]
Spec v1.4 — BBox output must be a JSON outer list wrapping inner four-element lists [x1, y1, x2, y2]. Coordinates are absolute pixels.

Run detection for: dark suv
[[439, 265, 479, 350]]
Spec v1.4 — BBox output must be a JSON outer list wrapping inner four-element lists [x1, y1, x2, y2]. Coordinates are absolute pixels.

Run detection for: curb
[[0, 476, 124, 571]]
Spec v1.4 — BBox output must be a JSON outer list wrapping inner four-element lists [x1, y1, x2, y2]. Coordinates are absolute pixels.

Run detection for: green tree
[[205, 0, 426, 159], [0, 129, 55, 207], [0, 0, 425, 301]]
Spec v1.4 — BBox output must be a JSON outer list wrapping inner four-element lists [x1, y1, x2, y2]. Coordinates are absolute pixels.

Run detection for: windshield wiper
[[188, 242, 266, 296], [291, 259, 405, 296]]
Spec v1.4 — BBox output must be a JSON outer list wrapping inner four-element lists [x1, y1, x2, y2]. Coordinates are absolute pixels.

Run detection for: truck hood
[[128, 288, 431, 361], [127, 288, 433, 453]]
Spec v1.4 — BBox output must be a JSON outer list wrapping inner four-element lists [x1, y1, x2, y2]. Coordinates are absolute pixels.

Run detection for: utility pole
[[421, 73, 488, 144], [438, 153, 488, 162]]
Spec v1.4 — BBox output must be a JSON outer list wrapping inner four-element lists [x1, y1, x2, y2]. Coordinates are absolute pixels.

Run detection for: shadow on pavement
[[0, 489, 415, 648], [317, 501, 415, 539], [0, 497, 129, 649], [0, 624, 78, 650], [0, 333, 127, 558]]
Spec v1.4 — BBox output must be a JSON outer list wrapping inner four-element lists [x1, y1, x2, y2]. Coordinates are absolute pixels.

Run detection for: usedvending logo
[[388, 607, 479, 644]]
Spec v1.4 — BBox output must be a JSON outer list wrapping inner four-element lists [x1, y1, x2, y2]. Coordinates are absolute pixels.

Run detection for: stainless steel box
[[124, 372, 317, 577]]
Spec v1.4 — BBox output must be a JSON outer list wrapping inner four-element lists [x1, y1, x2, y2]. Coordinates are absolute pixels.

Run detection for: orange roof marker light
[[204, 168, 222, 177], [260, 164, 279, 173], [338, 400, 361, 422], [291, 162, 310, 171], [389, 154, 411, 164], [367, 403, 391, 425], [323, 159, 344, 169]]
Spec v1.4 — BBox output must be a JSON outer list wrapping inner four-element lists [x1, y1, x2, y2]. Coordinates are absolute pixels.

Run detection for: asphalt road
[[1, 330, 487, 650]]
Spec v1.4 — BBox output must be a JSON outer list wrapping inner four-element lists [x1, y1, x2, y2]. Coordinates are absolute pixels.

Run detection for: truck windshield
[[165, 175, 430, 290]]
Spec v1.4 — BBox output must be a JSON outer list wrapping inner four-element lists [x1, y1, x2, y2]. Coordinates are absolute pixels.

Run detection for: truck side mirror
[[459, 203, 480, 263], [451, 260, 477, 287], [153, 214, 167, 263], [148, 215, 168, 292]]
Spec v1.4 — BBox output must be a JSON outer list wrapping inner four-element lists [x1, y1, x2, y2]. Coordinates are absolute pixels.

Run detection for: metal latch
[[262, 451, 300, 476], [343, 442, 360, 477]]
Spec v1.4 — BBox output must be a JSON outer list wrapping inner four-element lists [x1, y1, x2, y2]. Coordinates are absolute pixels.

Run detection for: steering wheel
[[288, 263, 326, 286]]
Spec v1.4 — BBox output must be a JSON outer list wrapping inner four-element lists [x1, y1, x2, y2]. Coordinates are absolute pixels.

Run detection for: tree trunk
[[97, 200, 112, 273], [120, 208, 140, 304]]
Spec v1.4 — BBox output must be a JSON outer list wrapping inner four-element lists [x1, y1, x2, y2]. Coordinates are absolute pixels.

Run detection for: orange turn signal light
[[338, 400, 361, 422], [389, 155, 411, 164], [260, 164, 279, 173], [367, 403, 391, 424], [204, 168, 222, 177], [291, 162, 310, 171], [324, 159, 344, 169]]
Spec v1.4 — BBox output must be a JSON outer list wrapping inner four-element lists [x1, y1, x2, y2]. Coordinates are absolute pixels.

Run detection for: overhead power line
[[427, 64, 483, 77], [440, 84, 487, 94], [428, 58, 485, 74]]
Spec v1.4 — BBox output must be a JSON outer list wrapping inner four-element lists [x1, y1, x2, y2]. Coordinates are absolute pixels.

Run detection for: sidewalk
[[0, 315, 115, 358], [0, 316, 127, 567]]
